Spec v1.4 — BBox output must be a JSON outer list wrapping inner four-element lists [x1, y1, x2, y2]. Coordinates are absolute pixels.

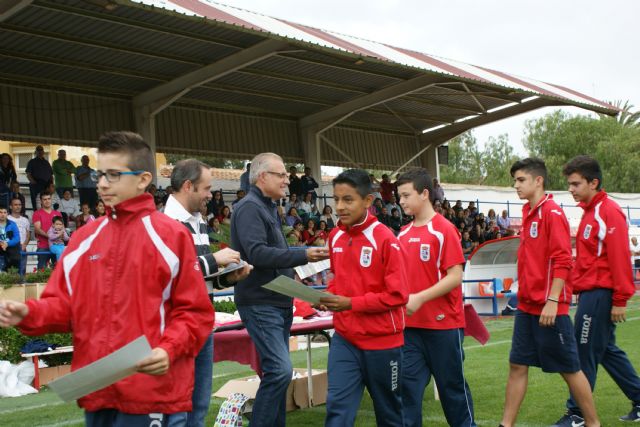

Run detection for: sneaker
[[550, 413, 584, 427], [620, 404, 640, 421], [501, 306, 517, 316]]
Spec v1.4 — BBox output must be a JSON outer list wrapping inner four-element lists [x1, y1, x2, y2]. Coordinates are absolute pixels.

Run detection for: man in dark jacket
[[231, 153, 328, 427]]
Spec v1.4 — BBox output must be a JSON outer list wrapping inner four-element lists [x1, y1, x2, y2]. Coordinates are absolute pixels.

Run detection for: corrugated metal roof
[[141, 0, 616, 113], [0, 0, 619, 169]]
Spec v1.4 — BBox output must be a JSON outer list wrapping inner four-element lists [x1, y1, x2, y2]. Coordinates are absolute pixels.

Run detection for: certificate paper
[[48, 336, 152, 402], [205, 261, 247, 279], [294, 259, 330, 280], [263, 275, 330, 305]]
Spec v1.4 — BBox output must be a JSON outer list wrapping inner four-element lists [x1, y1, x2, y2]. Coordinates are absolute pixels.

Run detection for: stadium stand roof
[[0, 0, 619, 173]]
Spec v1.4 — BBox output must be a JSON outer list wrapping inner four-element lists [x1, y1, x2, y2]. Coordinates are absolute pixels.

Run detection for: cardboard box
[[0, 283, 46, 302], [214, 368, 327, 413], [25, 283, 46, 300], [289, 336, 298, 352], [38, 364, 71, 386]]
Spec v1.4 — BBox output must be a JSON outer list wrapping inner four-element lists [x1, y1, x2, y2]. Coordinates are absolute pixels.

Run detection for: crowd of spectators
[[0, 148, 106, 274], [186, 167, 516, 257], [0, 148, 520, 273]]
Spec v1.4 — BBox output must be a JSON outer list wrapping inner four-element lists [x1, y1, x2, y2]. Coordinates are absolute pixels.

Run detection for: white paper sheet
[[48, 336, 152, 402], [262, 275, 330, 305], [294, 259, 331, 280]]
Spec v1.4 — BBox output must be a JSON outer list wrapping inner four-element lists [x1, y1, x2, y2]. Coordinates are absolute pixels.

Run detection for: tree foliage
[[440, 131, 518, 186], [524, 108, 640, 192]]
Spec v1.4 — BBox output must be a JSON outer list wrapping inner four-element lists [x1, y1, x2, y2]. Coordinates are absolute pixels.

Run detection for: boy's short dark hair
[[39, 191, 52, 200], [0, 206, 7, 212], [52, 215, 64, 224], [332, 169, 372, 198], [510, 158, 547, 189], [98, 131, 154, 174], [562, 155, 602, 190], [396, 168, 434, 202]]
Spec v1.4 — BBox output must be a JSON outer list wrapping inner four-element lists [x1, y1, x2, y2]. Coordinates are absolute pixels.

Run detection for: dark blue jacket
[[231, 185, 308, 307]]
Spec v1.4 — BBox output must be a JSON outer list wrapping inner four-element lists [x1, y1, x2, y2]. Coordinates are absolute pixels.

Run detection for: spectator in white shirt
[[9, 197, 30, 277], [58, 189, 80, 227], [497, 209, 511, 236]]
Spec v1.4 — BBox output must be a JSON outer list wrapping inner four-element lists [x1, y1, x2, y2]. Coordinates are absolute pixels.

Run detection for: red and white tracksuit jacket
[[19, 193, 214, 414], [571, 191, 635, 307], [517, 194, 573, 315], [328, 213, 408, 350]]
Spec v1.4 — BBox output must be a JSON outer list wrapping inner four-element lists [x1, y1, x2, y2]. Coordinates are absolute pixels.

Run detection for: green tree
[[481, 134, 520, 187], [524, 109, 640, 192], [440, 131, 483, 184], [597, 100, 640, 128], [440, 131, 518, 186]]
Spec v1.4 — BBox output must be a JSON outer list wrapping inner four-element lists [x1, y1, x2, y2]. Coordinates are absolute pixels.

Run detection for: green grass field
[[1, 297, 639, 426]]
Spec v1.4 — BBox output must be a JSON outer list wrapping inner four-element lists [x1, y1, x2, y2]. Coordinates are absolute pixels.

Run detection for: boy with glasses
[[0, 131, 213, 427]]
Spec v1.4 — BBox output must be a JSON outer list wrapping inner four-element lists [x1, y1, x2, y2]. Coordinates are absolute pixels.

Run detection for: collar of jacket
[[336, 211, 377, 235], [523, 193, 552, 218], [105, 193, 156, 222], [249, 185, 276, 208], [578, 190, 607, 211]]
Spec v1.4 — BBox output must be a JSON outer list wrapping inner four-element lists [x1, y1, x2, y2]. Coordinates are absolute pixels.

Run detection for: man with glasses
[[164, 159, 251, 427], [25, 145, 53, 212], [231, 153, 329, 427], [32, 192, 61, 269]]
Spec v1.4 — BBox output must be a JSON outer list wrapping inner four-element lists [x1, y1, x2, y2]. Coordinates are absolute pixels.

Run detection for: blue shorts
[[509, 311, 580, 373]]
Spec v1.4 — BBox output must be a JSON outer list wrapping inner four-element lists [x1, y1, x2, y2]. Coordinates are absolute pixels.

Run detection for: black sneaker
[[501, 306, 517, 316], [620, 404, 640, 421], [550, 413, 584, 427]]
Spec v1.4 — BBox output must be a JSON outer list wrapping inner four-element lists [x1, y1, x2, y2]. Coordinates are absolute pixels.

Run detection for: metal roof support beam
[[319, 135, 361, 169], [0, 0, 32, 22], [134, 105, 157, 184], [299, 75, 448, 132], [419, 97, 555, 145], [132, 39, 290, 115], [391, 141, 433, 177], [300, 126, 322, 187]]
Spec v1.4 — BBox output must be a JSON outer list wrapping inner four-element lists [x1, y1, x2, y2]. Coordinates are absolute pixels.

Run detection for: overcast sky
[[225, 0, 638, 154]]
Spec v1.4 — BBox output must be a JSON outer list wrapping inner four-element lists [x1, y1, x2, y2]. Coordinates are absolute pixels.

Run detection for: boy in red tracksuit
[[0, 132, 214, 427], [500, 158, 599, 427], [396, 168, 475, 427], [319, 169, 408, 427], [551, 155, 640, 426]]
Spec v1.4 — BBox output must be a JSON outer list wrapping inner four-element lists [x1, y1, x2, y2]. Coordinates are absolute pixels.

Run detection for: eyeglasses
[[93, 169, 145, 183], [265, 171, 288, 179]]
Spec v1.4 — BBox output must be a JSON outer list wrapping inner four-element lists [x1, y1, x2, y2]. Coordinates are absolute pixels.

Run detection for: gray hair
[[171, 158, 211, 191], [249, 152, 283, 184]]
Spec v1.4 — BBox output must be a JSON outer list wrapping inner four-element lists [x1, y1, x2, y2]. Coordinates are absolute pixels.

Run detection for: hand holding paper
[[49, 336, 152, 402], [136, 347, 169, 375], [263, 275, 330, 305]]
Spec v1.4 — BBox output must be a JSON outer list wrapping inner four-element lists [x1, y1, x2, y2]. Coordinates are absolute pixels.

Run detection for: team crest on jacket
[[360, 247, 373, 267], [420, 244, 431, 261], [529, 221, 538, 238], [583, 224, 592, 239]]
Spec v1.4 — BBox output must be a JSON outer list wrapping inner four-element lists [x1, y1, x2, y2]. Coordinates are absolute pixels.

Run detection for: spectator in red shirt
[[380, 174, 394, 203], [32, 192, 62, 269]]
